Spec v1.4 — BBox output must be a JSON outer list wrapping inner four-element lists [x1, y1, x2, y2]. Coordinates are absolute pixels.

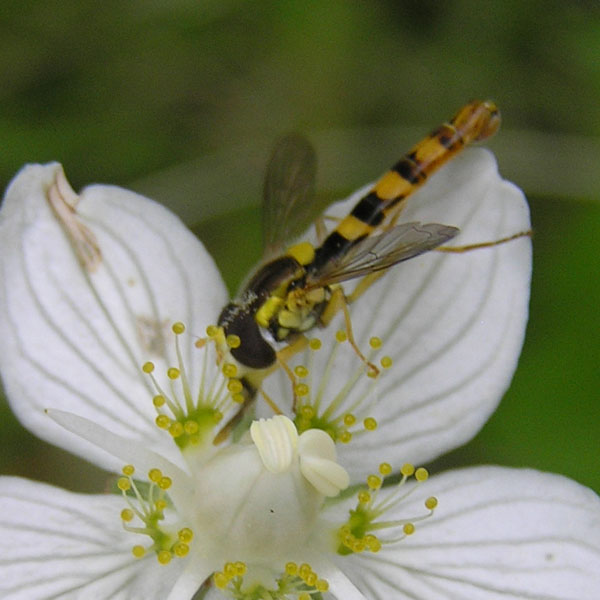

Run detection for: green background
[[1, 1, 599, 494]]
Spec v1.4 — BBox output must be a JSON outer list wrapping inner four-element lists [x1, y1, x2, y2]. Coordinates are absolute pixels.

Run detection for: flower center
[[191, 415, 349, 565]]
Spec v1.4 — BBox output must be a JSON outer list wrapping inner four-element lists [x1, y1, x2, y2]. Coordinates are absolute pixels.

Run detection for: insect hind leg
[[435, 229, 532, 253]]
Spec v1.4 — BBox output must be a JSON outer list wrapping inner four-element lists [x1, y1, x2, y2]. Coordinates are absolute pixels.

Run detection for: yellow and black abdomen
[[309, 100, 500, 274]]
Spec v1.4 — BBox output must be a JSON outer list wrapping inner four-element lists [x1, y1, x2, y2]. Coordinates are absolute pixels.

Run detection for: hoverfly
[[216, 100, 525, 412]]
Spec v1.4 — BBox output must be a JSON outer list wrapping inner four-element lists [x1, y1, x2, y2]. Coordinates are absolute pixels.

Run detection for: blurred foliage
[[0, 0, 599, 494]]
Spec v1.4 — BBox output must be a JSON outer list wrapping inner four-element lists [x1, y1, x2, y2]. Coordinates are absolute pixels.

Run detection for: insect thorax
[[217, 249, 332, 370]]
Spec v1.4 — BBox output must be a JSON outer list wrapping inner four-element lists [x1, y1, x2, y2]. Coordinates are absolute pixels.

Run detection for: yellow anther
[[172, 322, 185, 334], [299, 593, 310, 600], [178, 528, 193, 543], [173, 542, 189, 557], [369, 336, 382, 349], [380, 355, 393, 369], [214, 572, 228, 589], [148, 468, 162, 482], [152, 395, 166, 407], [339, 430, 352, 443], [403, 523, 415, 535], [335, 330, 347, 343], [227, 379, 243, 393], [158, 476, 172, 490], [155, 499, 167, 511], [169, 421, 184, 438], [379, 462, 392, 476], [305, 572, 317, 586], [226, 334, 241, 348], [132, 545, 146, 558], [142, 361, 155, 373], [358, 490, 371, 504], [366, 535, 381, 553], [184, 420, 199, 434], [415, 467, 429, 482], [367, 367, 379, 379], [224, 562, 236, 578], [285, 562, 298, 575], [363, 417, 377, 431], [316, 579, 329, 592], [157, 550, 172, 565], [232, 393, 245, 404], [309, 338, 322, 350], [367, 474, 382, 490], [294, 365, 309, 378], [122, 464, 135, 476], [299, 405, 315, 419], [298, 563, 312, 579], [120, 508, 134, 522], [343, 413, 356, 426], [206, 325, 219, 338], [222, 363, 238, 378], [401, 463, 415, 477], [425, 496, 438, 510], [294, 383, 309, 397], [155, 414, 171, 429], [117, 477, 131, 492], [234, 562, 247, 575], [364, 534, 377, 546], [195, 338, 206, 349], [167, 367, 180, 380]]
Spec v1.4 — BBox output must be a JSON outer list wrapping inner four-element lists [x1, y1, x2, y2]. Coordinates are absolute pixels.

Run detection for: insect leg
[[276, 335, 309, 411], [213, 377, 257, 445], [321, 287, 379, 377], [435, 229, 532, 253], [314, 216, 328, 244], [259, 387, 283, 415]]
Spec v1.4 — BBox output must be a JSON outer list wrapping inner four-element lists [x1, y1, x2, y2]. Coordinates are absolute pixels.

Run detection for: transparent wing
[[306, 222, 459, 287], [262, 133, 318, 257]]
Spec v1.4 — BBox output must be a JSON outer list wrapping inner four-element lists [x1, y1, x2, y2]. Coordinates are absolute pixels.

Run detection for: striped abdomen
[[309, 100, 500, 272]]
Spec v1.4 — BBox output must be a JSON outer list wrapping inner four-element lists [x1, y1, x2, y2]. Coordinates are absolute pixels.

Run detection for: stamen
[[336, 462, 438, 555], [213, 560, 329, 599], [308, 338, 322, 351], [293, 331, 389, 443], [141, 322, 244, 450], [117, 464, 193, 564]]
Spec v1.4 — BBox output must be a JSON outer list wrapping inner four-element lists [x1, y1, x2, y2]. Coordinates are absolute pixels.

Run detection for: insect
[[217, 100, 527, 408]]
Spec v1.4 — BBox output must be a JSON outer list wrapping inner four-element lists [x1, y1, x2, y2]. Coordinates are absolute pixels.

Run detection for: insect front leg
[[320, 286, 379, 377], [276, 335, 310, 412]]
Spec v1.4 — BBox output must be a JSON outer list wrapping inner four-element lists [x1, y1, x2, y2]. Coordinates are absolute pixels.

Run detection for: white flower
[[0, 155, 599, 600]]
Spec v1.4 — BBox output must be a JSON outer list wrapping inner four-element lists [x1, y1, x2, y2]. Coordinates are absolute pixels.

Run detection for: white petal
[[47, 409, 193, 509], [0, 477, 185, 600], [305, 555, 367, 600], [334, 466, 600, 600], [264, 149, 531, 477], [0, 163, 228, 470], [166, 558, 214, 600]]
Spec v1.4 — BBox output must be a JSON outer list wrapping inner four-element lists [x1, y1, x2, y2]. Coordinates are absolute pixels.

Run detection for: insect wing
[[262, 133, 319, 257], [306, 222, 459, 287]]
